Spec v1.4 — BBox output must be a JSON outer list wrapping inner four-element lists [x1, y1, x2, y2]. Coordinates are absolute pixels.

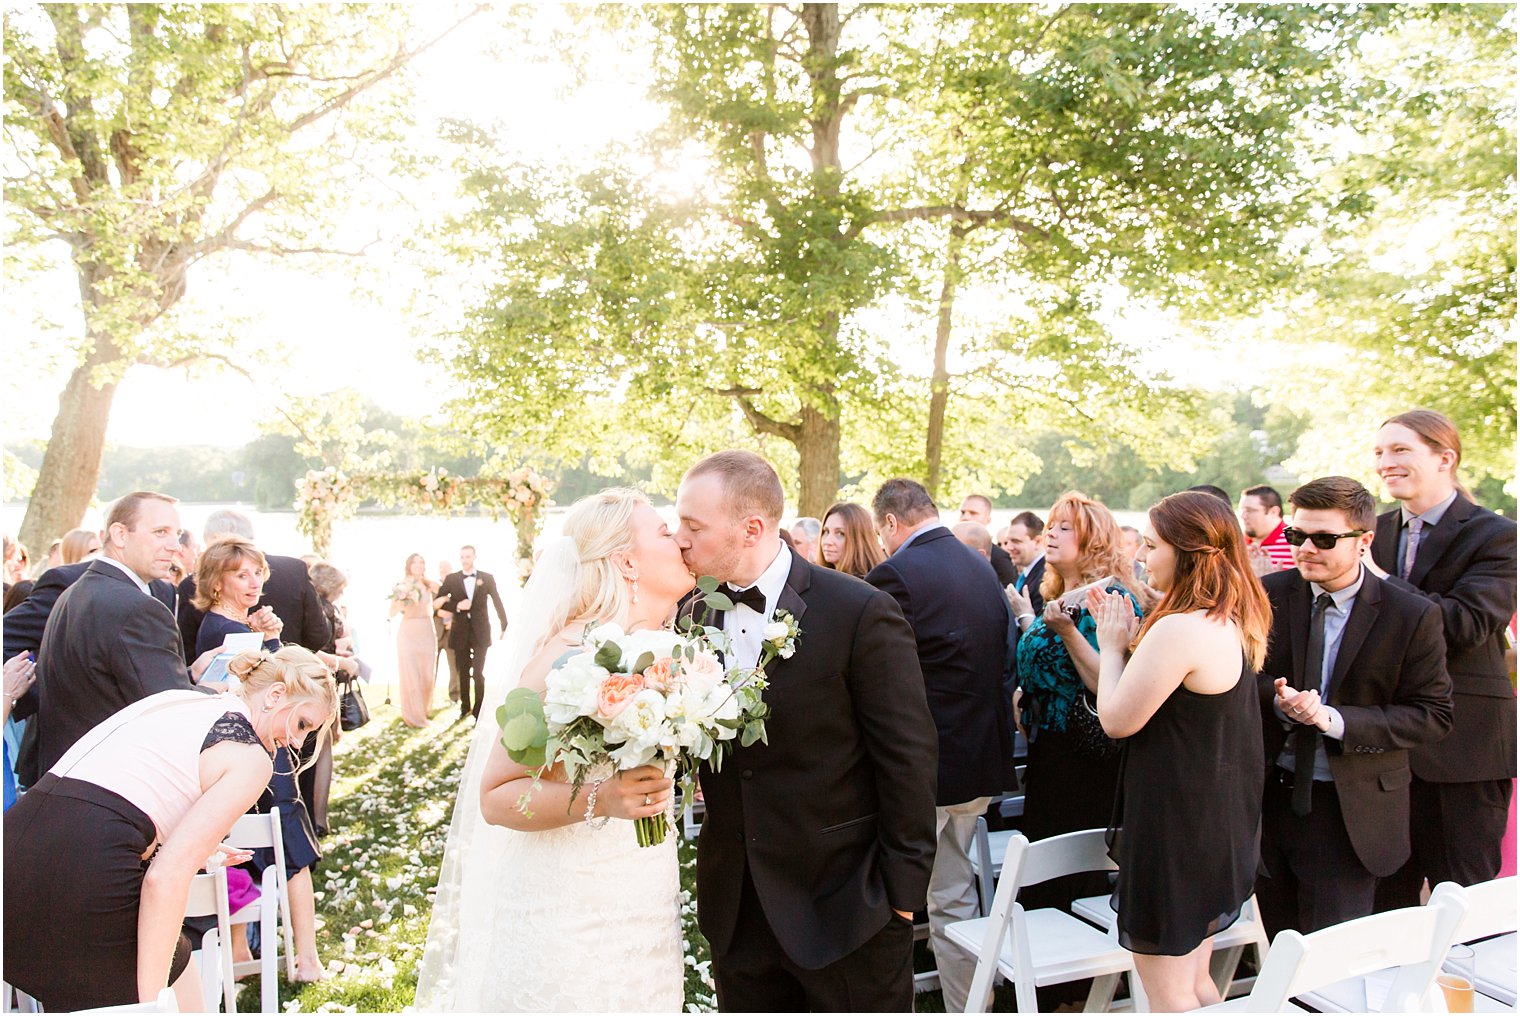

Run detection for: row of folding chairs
[[946, 825, 1517, 1013]]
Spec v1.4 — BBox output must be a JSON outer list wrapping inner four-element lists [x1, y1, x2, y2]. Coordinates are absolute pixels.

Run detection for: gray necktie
[[1401, 517, 1424, 580], [1292, 592, 1334, 817]]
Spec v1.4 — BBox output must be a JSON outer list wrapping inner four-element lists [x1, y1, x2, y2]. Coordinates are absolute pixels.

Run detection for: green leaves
[[496, 688, 548, 769], [594, 640, 624, 672]]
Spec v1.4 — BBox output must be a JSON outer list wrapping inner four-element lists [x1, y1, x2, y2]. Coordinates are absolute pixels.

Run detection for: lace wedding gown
[[416, 539, 684, 1012]]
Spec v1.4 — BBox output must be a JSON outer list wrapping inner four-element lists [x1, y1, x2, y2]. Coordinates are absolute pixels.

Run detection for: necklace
[[213, 602, 250, 625]]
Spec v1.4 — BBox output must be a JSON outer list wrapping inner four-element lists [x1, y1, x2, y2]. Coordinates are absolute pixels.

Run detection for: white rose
[[763, 621, 789, 643], [681, 651, 724, 697], [604, 689, 668, 746], [779, 645, 795, 659], [585, 622, 626, 646], [543, 655, 607, 725], [621, 629, 685, 670]]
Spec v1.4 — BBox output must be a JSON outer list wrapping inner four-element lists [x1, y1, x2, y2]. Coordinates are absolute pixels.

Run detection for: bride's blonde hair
[[541, 488, 649, 652]]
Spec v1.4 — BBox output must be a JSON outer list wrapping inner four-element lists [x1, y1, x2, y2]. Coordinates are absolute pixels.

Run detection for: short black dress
[[1108, 654, 1263, 955]]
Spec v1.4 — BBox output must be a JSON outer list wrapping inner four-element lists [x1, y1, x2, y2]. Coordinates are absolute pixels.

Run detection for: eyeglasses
[[1282, 528, 1367, 550]]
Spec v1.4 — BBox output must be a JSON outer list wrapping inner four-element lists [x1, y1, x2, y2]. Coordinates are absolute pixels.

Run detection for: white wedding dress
[[415, 539, 684, 1012]]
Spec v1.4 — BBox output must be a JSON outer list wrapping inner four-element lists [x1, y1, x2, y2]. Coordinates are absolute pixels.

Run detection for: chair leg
[[1085, 972, 1123, 1013], [1211, 944, 1244, 997]]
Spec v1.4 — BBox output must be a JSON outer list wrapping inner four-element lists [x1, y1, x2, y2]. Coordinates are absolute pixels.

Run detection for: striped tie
[[1401, 517, 1424, 580]]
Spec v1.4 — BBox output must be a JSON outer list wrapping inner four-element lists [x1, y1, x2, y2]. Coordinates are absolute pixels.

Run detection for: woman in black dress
[[1090, 491, 1270, 1011]]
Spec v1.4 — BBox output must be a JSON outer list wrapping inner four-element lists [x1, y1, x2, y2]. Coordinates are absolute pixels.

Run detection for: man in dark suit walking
[[1256, 476, 1453, 935], [676, 451, 939, 1012], [438, 545, 507, 721], [870, 480, 1013, 1012], [1365, 410, 1518, 907], [33, 491, 201, 775]]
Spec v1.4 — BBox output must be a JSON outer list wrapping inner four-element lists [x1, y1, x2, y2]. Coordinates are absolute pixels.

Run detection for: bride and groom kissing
[[417, 450, 939, 1012]]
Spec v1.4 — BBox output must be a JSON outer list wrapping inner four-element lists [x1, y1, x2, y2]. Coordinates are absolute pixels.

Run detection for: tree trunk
[[18, 350, 120, 554], [925, 222, 967, 497], [794, 400, 842, 519]]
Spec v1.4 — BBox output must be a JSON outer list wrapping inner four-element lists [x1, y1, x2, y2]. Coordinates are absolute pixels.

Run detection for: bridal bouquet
[[498, 579, 797, 847]]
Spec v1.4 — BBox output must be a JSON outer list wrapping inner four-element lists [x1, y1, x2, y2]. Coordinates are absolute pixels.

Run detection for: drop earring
[[630, 573, 640, 605]]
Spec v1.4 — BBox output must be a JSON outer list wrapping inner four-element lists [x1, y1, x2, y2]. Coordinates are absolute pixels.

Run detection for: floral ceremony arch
[[295, 466, 552, 574]]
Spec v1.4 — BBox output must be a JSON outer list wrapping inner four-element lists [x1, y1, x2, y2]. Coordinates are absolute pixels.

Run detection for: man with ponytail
[[1368, 410, 1517, 907]]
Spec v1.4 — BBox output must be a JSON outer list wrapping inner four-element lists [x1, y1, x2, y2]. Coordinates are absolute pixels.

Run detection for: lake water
[[2, 500, 1147, 692]]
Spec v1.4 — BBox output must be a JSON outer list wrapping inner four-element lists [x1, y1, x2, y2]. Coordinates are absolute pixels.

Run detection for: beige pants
[[928, 796, 993, 1012]]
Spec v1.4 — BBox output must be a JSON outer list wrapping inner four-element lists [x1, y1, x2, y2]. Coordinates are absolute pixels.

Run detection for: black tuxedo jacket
[[1259, 569, 1453, 876], [439, 569, 507, 649], [177, 554, 330, 659], [989, 543, 1019, 587], [4, 562, 175, 720], [34, 560, 201, 775], [692, 550, 939, 970], [865, 527, 1014, 806], [1372, 498, 1517, 783], [1018, 555, 1047, 616]]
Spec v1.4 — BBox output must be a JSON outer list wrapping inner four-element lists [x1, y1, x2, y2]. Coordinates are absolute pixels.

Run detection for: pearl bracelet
[[584, 777, 609, 829]]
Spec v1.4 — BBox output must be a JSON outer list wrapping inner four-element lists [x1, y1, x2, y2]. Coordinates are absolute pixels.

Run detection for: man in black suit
[[959, 494, 1019, 587], [438, 544, 507, 721], [676, 451, 938, 1012], [870, 480, 1013, 1012], [33, 491, 202, 775], [178, 509, 330, 657], [1256, 476, 1453, 935], [1003, 510, 1047, 633], [1365, 411, 1518, 907]]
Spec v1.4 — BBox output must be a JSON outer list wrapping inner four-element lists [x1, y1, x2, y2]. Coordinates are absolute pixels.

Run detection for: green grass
[[235, 703, 965, 1012]]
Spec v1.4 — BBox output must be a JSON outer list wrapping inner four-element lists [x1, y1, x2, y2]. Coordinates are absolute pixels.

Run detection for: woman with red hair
[[1090, 490, 1271, 1011]]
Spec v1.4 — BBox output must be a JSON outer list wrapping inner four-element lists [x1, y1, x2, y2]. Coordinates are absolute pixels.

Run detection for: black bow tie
[[720, 584, 767, 614], [463, 573, 476, 579]]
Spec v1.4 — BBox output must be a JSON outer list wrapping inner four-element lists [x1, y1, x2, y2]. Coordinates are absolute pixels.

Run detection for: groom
[[676, 450, 939, 1012]]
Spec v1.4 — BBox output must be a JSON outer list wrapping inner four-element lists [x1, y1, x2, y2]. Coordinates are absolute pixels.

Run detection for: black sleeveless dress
[[1108, 654, 1263, 955]]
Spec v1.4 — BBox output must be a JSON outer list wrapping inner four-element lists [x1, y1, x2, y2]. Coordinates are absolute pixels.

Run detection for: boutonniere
[[758, 608, 802, 669]]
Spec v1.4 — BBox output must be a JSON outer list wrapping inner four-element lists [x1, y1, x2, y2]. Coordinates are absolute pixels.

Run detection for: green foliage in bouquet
[[496, 688, 549, 769]]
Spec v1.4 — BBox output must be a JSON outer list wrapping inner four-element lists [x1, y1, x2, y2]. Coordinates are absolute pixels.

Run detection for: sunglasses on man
[[1282, 527, 1367, 550]]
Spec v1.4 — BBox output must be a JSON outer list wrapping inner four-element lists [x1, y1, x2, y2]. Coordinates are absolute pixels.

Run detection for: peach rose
[[643, 657, 676, 693], [597, 672, 646, 718]]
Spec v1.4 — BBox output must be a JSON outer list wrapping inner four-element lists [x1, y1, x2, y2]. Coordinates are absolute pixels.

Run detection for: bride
[[416, 488, 696, 1011]]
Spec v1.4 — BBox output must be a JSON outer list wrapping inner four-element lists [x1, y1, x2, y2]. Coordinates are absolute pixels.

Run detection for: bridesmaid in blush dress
[[391, 553, 447, 727]]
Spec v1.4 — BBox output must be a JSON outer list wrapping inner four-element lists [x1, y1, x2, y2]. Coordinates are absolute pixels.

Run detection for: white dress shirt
[[722, 543, 792, 671]]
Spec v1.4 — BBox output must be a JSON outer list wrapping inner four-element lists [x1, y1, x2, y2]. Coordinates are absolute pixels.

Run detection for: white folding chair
[[1071, 892, 1270, 998], [185, 865, 237, 1013], [3, 983, 40, 1013], [948, 828, 1134, 1013], [1198, 882, 1468, 1013], [224, 810, 296, 1010], [969, 766, 1026, 917], [71, 988, 180, 1013]]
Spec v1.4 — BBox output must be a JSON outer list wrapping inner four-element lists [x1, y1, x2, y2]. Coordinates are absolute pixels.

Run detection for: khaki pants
[[929, 796, 992, 1012]]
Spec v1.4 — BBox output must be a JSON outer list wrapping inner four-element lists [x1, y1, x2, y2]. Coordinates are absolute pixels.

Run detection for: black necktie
[[720, 584, 767, 614], [1292, 592, 1334, 817]]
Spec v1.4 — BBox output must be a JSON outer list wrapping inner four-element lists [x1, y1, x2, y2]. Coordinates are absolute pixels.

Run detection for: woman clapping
[[1089, 491, 1269, 1011]]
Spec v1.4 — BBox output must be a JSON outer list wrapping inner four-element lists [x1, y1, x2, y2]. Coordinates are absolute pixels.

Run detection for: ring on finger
[[643, 794, 652, 806]]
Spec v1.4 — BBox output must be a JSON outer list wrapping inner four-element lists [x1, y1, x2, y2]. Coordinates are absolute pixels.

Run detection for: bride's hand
[[596, 765, 674, 821]]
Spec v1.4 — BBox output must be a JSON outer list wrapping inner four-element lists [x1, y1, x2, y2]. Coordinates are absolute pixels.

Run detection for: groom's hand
[[893, 909, 914, 922]]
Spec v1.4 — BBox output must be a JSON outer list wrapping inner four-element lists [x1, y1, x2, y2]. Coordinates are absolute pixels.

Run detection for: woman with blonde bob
[[1012, 492, 1148, 928], [816, 501, 886, 577], [3, 647, 336, 1011], [419, 487, 696, 1012], [1089, 491, 1270, 1011]]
